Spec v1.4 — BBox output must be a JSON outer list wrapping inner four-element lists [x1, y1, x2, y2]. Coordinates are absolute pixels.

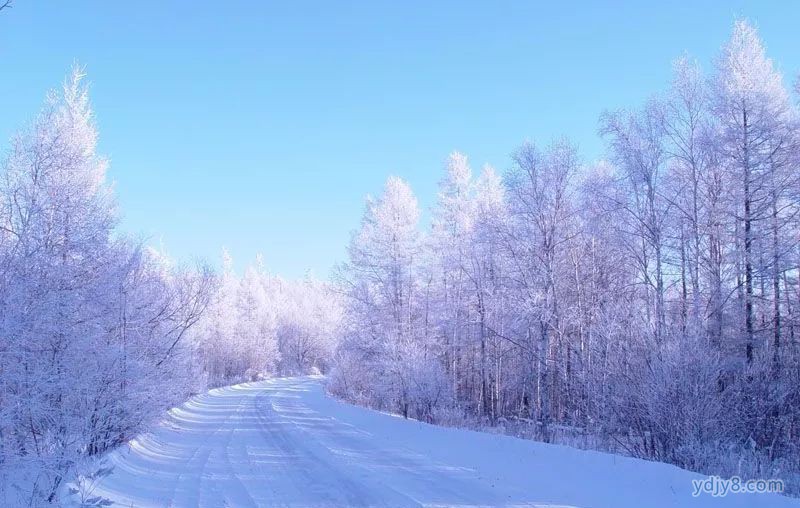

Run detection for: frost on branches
[[0, 68, 214, 505]]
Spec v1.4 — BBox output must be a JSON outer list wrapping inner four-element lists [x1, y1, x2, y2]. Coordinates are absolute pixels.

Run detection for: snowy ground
[[83, 376, 798, 508]]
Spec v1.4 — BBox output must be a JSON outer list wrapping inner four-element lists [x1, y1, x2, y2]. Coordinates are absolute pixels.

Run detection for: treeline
[[330, 20, 800, 489]]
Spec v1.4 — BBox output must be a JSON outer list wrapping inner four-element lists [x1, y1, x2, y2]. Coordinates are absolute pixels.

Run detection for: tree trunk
[[743, 107, 755, 365]]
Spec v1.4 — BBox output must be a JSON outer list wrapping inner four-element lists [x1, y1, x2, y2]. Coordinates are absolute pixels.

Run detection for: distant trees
[[331, 19, 800, 491], [190, 251, 342, 387], [275, 277, 341, 375]]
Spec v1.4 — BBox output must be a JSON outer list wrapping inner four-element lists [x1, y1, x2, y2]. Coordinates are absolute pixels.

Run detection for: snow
[[83, 376, 799, 508]]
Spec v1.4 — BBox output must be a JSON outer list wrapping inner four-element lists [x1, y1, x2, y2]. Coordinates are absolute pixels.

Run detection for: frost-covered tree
[[706, 20, 800, 476], [711, 19, 797, 366], [424, 155, 512, 419], [465, 165, 508, 419], [428, 153, 475, 400], [0, 66, 117, 503], [192, 250, 240, 385], [332, 176, 448, 420], [0, 68, 213, 506], [504, 139, 580, 439], [235, 257, 279, 378], [276, 277, 342, 375], [601, 101, 672, 349]]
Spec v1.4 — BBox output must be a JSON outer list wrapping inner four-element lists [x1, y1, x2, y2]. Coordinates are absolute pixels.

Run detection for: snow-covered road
[[91, 377, 798, 508]]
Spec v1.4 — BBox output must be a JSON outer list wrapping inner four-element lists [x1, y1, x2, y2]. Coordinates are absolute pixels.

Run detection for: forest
[[1, 17, 799, 505], [330, 19, 800, 493]]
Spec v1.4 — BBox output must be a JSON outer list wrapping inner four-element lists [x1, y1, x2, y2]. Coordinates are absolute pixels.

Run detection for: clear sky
[[1, 1, 798, 278]]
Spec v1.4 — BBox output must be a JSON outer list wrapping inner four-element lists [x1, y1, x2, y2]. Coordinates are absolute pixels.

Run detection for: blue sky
[[1, 1, 798, 278]]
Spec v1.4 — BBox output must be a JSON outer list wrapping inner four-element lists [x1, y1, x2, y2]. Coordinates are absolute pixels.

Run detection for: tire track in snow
[[252, 388, 410, 506], [216, 389, 258, 508], [170, 392, 240, 508]]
